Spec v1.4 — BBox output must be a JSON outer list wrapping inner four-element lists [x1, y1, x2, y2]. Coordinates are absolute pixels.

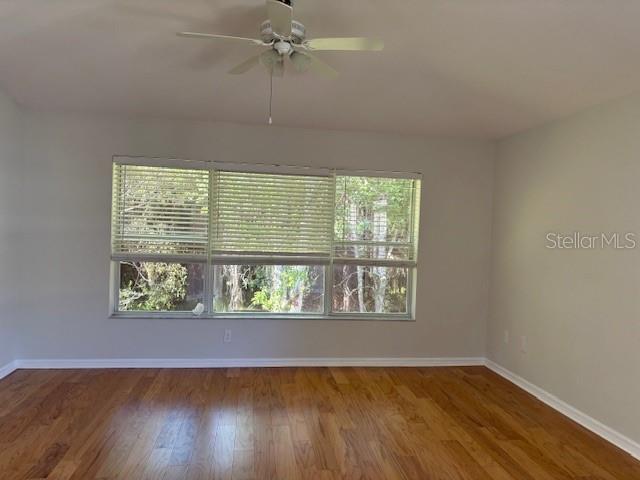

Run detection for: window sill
[[110, 312, 415, 322]]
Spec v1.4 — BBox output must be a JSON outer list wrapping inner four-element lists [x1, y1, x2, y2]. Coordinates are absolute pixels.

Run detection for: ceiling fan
[[176, 0, 384, 78]]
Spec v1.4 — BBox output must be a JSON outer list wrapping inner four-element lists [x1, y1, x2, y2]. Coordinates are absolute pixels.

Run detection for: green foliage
[[251, 266, 313, 312], [335, 176, 413, 243], [119, 262, 187, 311], [215, 265, 322, 313]]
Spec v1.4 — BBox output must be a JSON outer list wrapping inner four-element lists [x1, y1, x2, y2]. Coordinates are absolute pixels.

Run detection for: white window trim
[[109, 156, 421, 321]]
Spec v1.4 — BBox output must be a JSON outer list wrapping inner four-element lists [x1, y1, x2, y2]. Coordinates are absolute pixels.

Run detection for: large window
[[110, 157, 421, 319]]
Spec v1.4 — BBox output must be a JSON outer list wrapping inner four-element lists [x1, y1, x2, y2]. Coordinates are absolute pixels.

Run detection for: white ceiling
[[1, 0, 640, 138]]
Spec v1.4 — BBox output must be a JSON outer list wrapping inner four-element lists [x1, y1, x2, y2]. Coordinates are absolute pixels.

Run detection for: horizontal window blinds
[[334, 176, 420, 263], [111, 161, 421, 263], [211, 170, 334, 257], [111, 164, 210, 257]]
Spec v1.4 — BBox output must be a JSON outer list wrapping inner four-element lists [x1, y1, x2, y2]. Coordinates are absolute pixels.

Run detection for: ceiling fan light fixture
[[176, 0, 381, 122], [176, 0, 383, 78], [274, 40, 292, 55]]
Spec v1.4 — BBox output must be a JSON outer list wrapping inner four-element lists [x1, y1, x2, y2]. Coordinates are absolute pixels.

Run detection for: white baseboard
[[14, 356, 485, 369], [485, 359, 640, 461], [0, 360, 18, 380]]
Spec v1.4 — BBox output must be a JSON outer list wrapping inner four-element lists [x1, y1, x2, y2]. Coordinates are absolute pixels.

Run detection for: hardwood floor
[[0, 367, 638, 480]]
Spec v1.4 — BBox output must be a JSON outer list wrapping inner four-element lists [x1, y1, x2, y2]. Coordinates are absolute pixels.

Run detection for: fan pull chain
[[268, 70, 273, 125]]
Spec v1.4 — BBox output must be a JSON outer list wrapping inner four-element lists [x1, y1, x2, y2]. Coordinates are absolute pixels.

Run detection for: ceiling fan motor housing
[[261, 20, 306, 44]]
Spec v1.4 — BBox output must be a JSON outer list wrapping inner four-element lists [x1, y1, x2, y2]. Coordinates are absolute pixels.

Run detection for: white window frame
[[109, 156, 421, 321]]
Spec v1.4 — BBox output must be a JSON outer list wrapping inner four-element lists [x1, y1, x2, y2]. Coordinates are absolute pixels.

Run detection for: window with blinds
[[111, 164, 210, 258], [211, 171, 334, 258], [110, 158, 421, 319]]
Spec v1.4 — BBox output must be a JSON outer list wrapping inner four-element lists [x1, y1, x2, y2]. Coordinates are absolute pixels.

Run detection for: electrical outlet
[[503, 330, 510, 344], [520, 335, 527, 353], [224, 329, 232, 343]]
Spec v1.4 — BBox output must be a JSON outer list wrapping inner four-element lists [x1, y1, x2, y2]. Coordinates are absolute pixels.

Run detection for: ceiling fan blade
[[229, 54, 262, 75], [267, 0, 292, 37], [271, 58, 285, 77], [177, 32, 265, 46], [303, 37, 384, 51], [305, 53, 338, 78], [259, 49, 285, 77], [289, 51, 312, 73]]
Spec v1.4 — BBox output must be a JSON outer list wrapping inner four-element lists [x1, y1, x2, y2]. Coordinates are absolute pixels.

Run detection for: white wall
[[12, 110, 494, 361], [489, 92, 640, 443], [0, 89, 23, 367]]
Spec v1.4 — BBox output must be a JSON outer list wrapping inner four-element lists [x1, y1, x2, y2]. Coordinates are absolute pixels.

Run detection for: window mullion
[[332, 258, 417, 269], [205, 167, 216, 316], [111, 261, 120, 314], [111, 253, 207, 264], [210, 255, 329, 265], [324, 170, 338, 316]]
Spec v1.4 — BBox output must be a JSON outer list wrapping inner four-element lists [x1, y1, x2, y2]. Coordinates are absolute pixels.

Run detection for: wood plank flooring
[[0, 366, 638, 479]]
